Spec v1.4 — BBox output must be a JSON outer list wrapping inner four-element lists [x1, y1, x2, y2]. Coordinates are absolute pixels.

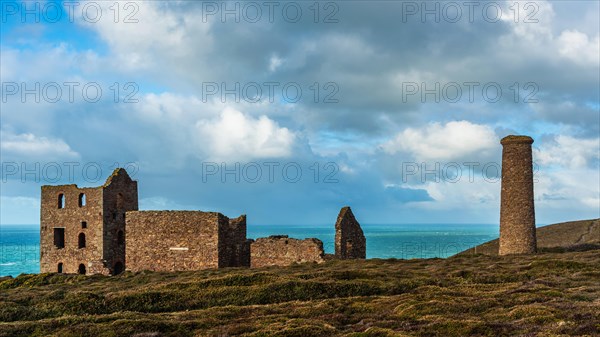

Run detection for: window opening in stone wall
[[53, 228, 65, 248], [78, 233, 86, 248], [78, 264, 86, 275], [58, 194, 65, 208], [78, 193, 86, 207]]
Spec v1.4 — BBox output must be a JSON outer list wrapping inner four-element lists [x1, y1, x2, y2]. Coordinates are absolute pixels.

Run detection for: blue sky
[[1, 0, 599, 225]]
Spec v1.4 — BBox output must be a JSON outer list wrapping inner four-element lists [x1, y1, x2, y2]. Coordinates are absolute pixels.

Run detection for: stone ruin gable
[[40, 168, 138, 275], [218, 214, 251, 268], [250, 235, 325, 268], [101, 168, 138, 274], [125, 210, 248, 272], [334, 206, 366, 259], [40, 184, 106, 274], [499, 135, 537, 255]]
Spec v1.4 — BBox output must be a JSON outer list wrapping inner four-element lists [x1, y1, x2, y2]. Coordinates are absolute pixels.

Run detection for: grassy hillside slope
[[458, 219, 599, 256], [1, 248, 599, 336]]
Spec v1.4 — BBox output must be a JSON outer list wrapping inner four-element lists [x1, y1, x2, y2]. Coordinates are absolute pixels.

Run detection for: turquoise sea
[[0, 224, 499, 277]]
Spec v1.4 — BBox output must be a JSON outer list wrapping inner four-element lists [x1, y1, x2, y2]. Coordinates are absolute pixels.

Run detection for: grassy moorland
[[459, 219, 599, 256], [1, 247, 599, 337]]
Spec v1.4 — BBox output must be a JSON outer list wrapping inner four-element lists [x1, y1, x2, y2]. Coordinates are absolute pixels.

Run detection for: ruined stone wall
[[40, 185, 107, 274], [499, 135, 537, 255], [125, 211, 222, 272], [335, 206, 366, 259], [250, 235, 325, 267], [102, 168, 138, 274], [218, 215, 250, 268]]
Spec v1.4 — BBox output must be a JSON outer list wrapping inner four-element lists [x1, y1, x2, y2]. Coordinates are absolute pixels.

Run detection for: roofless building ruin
[[40, 169, 366, 275]]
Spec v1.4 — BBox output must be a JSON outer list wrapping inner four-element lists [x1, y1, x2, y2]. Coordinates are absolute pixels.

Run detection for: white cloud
[[76, 1, 213, 71], [497, 0, 599, 70], [534, 166, 600, 222], [129, 93, 297, 160], [534, 135, 599, 169], [502, 0, 555, 42], [0, 131, 80, 161], [197, 107, 296, 161], [404, 175, 500, 213], [269, 55, 283, 72], [557, 30, 600, 66], [382, 121, 499, 162], [134, 92, 213, 121], [0, 44, 100, 82]]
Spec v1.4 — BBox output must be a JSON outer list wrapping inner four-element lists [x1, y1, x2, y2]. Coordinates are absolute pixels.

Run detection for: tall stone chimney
[[499, 135, 537, 255]]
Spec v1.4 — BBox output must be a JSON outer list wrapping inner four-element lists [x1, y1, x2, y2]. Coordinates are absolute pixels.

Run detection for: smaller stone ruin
[[250, 235, 325, 267], [335, 206, 366, 259]]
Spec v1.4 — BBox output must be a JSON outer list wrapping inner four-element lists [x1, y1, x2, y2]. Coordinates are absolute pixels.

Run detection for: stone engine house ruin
[[40, 169, 366, 275], [40, 168, 138, 275]]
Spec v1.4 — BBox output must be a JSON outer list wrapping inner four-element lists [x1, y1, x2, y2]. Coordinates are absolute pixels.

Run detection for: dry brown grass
[[0, 248, 599, 336]]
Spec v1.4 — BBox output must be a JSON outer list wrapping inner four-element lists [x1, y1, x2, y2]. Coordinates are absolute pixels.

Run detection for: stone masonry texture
[[499, 135, 537, 255], [40, 168, 138, 275], [125, 211, 248, 272], [335, 206, 366, 259], [250, 235, 325, 267]]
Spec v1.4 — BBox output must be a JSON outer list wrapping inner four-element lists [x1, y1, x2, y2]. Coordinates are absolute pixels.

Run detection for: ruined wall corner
[[334, 206, 366, 259]]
